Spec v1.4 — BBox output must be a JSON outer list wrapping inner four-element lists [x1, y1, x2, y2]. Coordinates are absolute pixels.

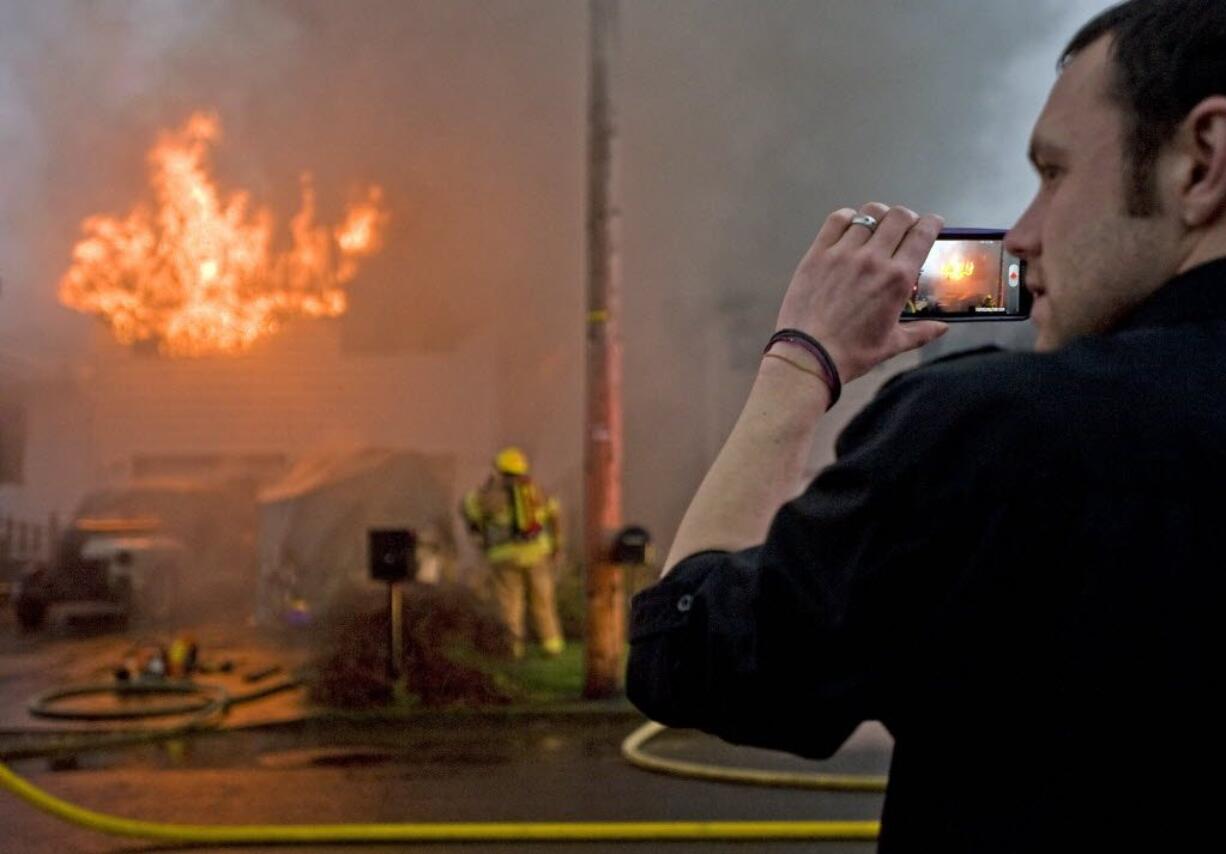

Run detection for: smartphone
[[901, 228, 1029, 321]]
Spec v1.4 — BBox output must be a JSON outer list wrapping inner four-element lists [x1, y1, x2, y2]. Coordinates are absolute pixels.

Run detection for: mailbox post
[[368, 529, 417, 685], [609, 525, 653, 676]]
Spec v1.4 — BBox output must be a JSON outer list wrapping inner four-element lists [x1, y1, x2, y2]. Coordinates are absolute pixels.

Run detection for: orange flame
[[58, 112, 389, 357], [939, 258, 976, 281]]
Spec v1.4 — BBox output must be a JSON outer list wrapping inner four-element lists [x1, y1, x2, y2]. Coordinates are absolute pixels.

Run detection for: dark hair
[[1062, 0, 1226, 215]]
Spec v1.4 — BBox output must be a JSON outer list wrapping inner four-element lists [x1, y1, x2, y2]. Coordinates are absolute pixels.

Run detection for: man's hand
[[775, 202, 948, 383], [661, 202, 949, 572]]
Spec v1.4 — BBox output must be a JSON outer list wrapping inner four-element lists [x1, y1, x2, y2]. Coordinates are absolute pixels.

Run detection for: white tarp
[[257, 447, 458, 620]]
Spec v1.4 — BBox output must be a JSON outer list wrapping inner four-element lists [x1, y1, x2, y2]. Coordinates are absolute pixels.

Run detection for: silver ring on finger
[[849, 214, 879, 233]]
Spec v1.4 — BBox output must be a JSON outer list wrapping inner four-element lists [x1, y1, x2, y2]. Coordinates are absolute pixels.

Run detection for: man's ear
[[1177, 96, 1226, 228]]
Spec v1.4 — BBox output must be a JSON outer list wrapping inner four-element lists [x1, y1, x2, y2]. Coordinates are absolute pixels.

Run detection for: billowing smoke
[[618, 0, 1118, 543], [0, 0, 1118, 562]]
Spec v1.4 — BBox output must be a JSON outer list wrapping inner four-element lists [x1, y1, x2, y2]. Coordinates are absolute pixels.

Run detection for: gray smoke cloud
[[0, 1, 1118, 557], [619, 0, 1118, 543]]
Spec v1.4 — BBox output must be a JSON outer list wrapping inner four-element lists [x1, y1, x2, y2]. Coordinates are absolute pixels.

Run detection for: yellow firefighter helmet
[[494, 446, 530, 476]]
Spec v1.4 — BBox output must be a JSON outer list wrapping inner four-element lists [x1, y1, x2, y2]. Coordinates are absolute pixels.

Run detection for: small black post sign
[[368, 528, 417, 583], [611, 525, 652, 565], [368, 528, 416, 687]]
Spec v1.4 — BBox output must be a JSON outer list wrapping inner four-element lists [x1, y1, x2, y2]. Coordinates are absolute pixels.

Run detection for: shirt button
[[676, 594, 694, 613]]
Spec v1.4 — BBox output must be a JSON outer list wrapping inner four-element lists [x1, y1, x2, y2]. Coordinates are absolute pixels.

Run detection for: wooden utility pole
[[583, 0, 625, 699]]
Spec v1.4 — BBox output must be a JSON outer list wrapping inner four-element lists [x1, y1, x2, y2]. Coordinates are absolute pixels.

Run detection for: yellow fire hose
[[622, 721, 889, 792], [0, 708, 885, 844]]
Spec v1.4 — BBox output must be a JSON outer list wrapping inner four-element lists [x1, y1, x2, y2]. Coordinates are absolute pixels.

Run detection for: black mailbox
[[368, 528, 417, 583], [611, 525, 652, 564]]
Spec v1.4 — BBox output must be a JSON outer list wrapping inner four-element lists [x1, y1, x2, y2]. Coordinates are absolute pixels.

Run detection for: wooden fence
[[0, 514, 59, 592]]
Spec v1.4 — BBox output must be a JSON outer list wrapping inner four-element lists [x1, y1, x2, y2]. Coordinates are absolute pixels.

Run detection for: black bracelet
[[763, 329, 842, 409]]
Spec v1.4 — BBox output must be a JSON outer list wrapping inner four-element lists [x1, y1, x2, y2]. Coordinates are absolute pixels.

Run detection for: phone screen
[[902, 229, 1029, 321]]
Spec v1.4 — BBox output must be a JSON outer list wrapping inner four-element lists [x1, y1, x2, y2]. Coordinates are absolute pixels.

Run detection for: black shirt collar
[[1119, 257, 1226, 331]]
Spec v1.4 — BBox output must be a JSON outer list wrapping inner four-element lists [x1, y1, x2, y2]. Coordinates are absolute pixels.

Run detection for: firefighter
[[462, 447, 565, 658]]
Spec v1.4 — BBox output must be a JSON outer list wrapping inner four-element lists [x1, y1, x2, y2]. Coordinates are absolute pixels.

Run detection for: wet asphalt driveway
[[0, 714, 892, 853]]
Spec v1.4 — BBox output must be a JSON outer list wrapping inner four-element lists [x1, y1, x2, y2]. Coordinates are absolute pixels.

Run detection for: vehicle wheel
[[15, 596, 47, 633]]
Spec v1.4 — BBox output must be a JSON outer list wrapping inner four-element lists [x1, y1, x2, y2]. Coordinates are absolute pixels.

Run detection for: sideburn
[[1122, 131, 1164, 218]]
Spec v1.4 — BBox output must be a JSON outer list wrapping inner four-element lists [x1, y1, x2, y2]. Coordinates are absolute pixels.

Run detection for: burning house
[[0, 1, 1076, 630], [2, 107, 549, 623]]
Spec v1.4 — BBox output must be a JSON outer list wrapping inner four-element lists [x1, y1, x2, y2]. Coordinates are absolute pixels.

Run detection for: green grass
[[500, 642, 587, 702], [433, 639, 592, 706]]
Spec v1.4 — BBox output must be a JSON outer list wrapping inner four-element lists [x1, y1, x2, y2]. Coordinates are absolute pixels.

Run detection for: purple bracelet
[[763, 329, 842, 409]]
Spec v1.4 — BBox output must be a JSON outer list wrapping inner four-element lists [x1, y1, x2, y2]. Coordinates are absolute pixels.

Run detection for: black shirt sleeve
[[627, 350, 1033, 758]]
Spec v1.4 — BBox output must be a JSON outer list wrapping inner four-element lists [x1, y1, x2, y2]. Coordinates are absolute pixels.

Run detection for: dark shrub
[[310, 583, 514, 708]]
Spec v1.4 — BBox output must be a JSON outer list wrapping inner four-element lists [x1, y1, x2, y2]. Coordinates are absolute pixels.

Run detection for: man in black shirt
[[627, 1, 1226, 850]]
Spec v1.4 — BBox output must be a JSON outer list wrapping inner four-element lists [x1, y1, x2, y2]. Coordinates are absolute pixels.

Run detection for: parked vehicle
[[13, 517, 185, 632]]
